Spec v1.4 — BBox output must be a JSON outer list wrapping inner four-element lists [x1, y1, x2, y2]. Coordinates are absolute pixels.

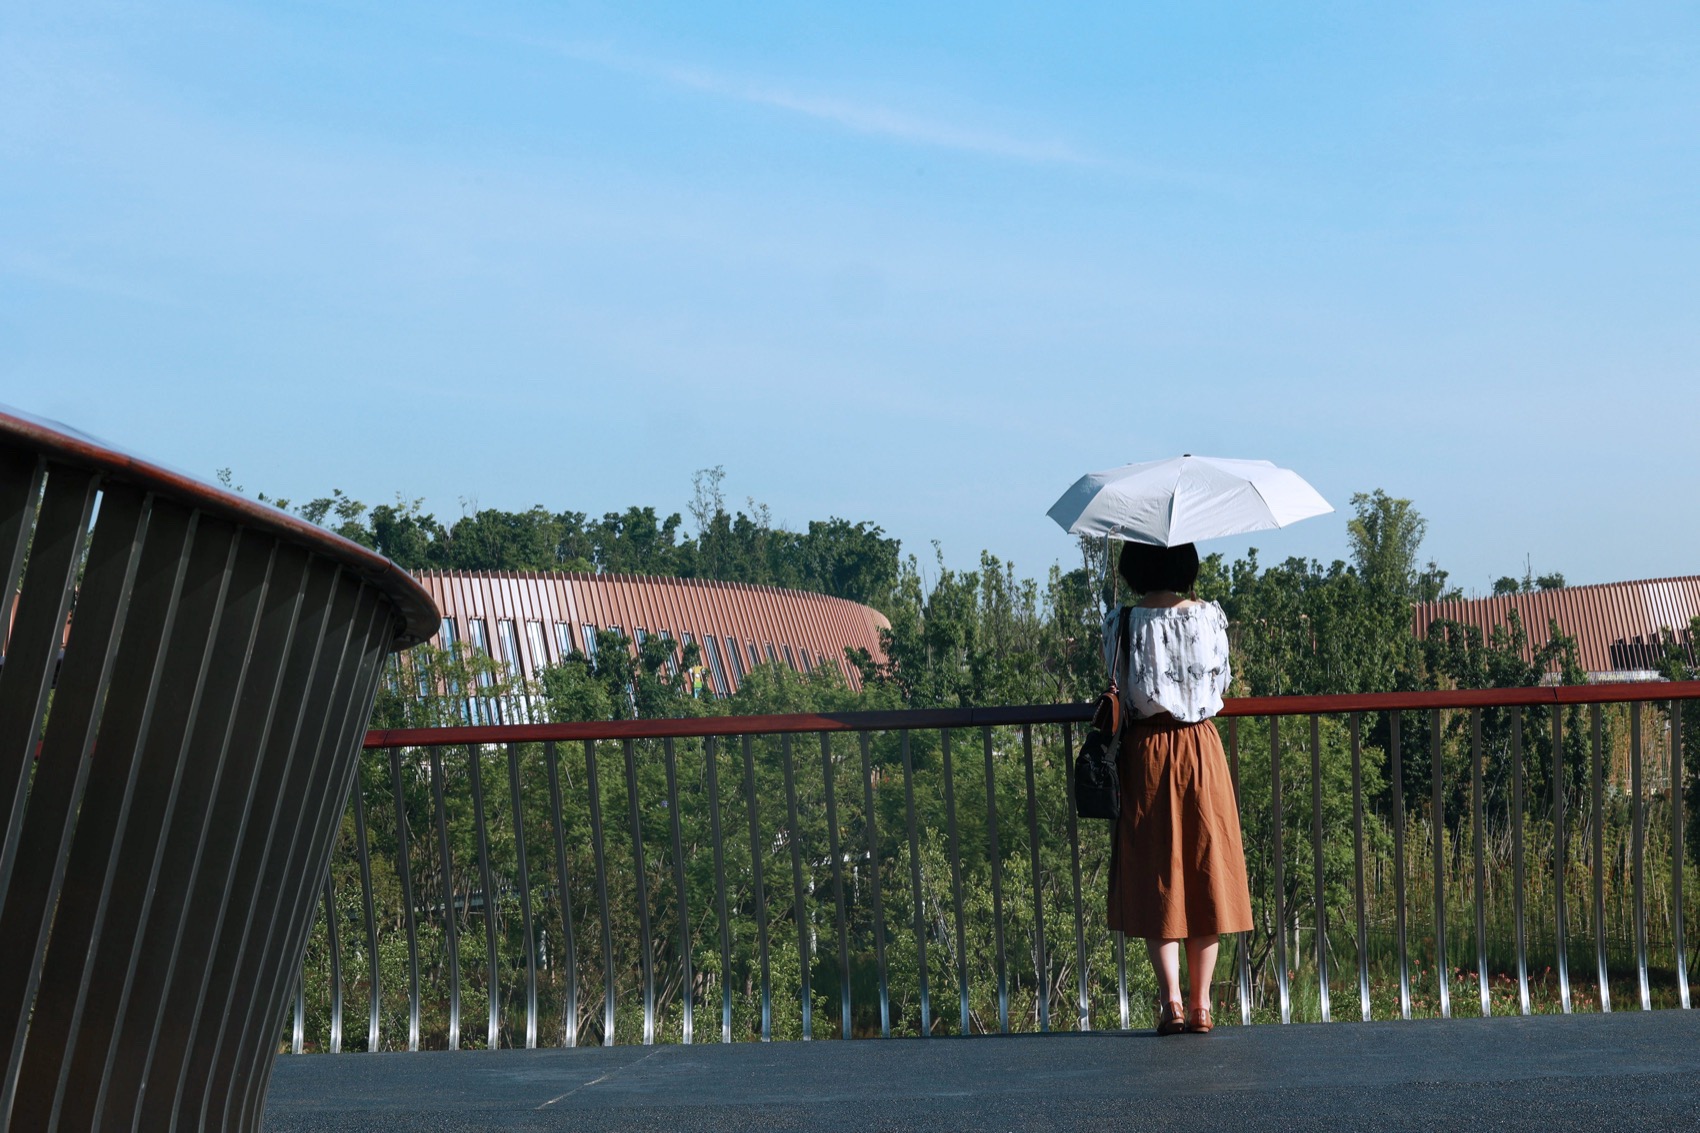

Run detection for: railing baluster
[[389, 749, 420, 1051], [1020, 725, 1048, 1034], [1310, 714, 1329, 1023], [467, 744, 500, 1048], [623, 738, 656, 1045], [900, 730, 931, 1037], [1350, 713, 1370, 1021], [429, 748, 460, 1050], [1512, 709, 1530, 1015], [705, 737, 734, 1043], [1061, 722, 1087, 1033], [1631, 705, 1649, 1011], [742, 735, 772, 1042], [1553, 709, 1571, 1013], [1271, 716, 1289, 1024], [860, 732, 891, 1038], [1431, 708, 1450, 1019], [941, 730, 970, 1035], [508, 743, 538, 1049], [1390, 711, 1410, 1020], [663, 738, 693, 1044], [583, 740, 616, 1045], [1229, 718, 1251, 1026], [1471, 709, 1489, 1017], [780, 734, 812, 1040], [1115, 932, 1128, 1030], [1590, 705, 1610, 1013], [981, 726, 1009, 1034], [292, 975, 305, 1055], [822, 733, 852, 1039], [323, 876, 342, 1053], [1671, 707, 1688, 1010], [543, 742, 579, 1047], [351, 767, 381, 1051]]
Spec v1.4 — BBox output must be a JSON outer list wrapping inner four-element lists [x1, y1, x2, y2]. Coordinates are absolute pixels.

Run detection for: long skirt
[[1106, 715, 1253, 939]]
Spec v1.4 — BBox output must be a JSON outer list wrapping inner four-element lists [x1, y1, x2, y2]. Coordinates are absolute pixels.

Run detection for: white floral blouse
[[1100, 602, 1232, 723]]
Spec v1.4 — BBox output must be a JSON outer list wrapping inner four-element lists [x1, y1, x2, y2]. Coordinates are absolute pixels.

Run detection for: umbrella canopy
[[1047, 454, 1333, 546]]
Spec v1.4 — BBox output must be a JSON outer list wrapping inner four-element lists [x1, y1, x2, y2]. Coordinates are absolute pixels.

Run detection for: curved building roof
[[413, 571, 890, 695]]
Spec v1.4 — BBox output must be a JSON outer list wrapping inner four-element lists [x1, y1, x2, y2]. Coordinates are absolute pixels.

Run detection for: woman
[[1102, 541, 1252, 1036]]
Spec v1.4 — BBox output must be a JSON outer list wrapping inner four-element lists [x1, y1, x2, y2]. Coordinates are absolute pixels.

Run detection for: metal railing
[[292, 681, 1700, 1051]]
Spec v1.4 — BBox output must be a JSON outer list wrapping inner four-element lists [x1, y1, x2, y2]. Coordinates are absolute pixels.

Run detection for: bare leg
[[1184, 935, 1219, 1013], [1147, 938, 1182, 1006]]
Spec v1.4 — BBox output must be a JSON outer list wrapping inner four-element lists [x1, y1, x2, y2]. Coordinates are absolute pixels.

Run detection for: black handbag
[[1074, 607, 1131, 821]]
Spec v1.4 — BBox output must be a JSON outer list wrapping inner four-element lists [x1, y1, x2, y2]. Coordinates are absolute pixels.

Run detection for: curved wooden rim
[[0, 403, 439, 647]]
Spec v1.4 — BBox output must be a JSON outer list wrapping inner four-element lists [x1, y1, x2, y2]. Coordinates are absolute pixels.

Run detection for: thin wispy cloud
[[548, 40, 1094, 166]]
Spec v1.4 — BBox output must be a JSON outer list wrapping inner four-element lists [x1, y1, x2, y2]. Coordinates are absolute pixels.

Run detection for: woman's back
[[1101, 601, 1231, 723]]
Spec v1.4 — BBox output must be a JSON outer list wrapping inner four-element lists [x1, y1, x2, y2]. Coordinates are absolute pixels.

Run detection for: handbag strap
[[1110, 605, 1132, 694]]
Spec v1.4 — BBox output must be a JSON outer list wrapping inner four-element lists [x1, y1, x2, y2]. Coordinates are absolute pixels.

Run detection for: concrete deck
[[264, 1010, 1700, 1131]]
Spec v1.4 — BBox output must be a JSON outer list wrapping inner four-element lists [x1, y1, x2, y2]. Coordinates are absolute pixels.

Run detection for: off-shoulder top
[[1100, 602, 1232, 723]]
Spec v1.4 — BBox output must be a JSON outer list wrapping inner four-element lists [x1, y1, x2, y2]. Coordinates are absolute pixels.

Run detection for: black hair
[[1118, 541, 1200, 595]]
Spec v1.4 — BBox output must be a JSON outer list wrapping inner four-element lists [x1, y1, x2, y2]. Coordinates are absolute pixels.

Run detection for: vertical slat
[[982, 726, 1009, 1034], [940, 730, 969, 1035], [1350, 713, 1370, 1021], [663, 738, 693, 1045], [352, 767, 382, 1051], [1390, 710, 1411, 1019], [1553, 709, 1571, 1013], [508, 743, 539, 1049], [1512, 709, 1530, 1015], [293, 976, 306, 1055], [623, 738, 656, 1045], [390, 749, 422, 1051], [467, 745, 501, 1048], [1590, 705, 1610, 1013], [0, 450, 44, 654], [1631, 704, 1649, 1011], [583, 740, 617, 1045], [1229, 718, 1251, 1026], [860, 732, 891, 1038], [1672, 707, 1689, 1009], [704, 737, 734, 1043], [1061, 722, 1087, 1033], [432, 748, 461, 1049], [543, 742, 580, 1047], [780, 734, 812, 1040], [1114, 931, 1128, 1031], [1020, 724, 1048, 1034], [1471, 709, 1489, 1017], [742, 735, 773, 1042], [1271, 716, 1289, 1024], [1310, 714, 1330, 1023], [325, 876, 344, 1052], [1431, 708, 1450, 1019], [821, 733, 852, 1039], [900, 731, 931, 1037]]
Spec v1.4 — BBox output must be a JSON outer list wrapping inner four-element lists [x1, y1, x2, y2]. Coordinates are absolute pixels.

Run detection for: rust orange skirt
[[1107, 715, 1253, 940]]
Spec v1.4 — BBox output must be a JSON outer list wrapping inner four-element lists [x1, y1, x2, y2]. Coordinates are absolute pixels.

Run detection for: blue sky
[[5, 1, 1697, 594]]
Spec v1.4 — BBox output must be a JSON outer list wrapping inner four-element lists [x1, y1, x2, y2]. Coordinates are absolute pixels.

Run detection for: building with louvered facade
[[412, 571, 890, 700], [1413, 575, 1700, 681]]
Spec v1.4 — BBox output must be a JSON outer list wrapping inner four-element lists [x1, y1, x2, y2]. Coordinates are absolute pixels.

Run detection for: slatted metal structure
[[1416, 577, 1700, 676], [0, 406, 436, 1131], [415, 570, 890, 697]]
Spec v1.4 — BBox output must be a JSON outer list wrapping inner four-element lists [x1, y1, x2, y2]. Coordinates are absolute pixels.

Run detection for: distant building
[[411, 571, 890, 703], [1413, 576, 1700, 682]]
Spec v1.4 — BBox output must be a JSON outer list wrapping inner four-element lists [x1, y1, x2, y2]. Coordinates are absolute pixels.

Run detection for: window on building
[[658, 630, 679, 678], [782, 644, 798, 672], [527, 620, 549, 672], [556, 621, 574, 660], [765, 643, 779, 666], [748, 643, 763, 671], [439, 617, 459, 651], [581, 624, 599, 662], [725, 637, 746, 684], [467, 618, 497, 724], [702, 635, 730, 696]]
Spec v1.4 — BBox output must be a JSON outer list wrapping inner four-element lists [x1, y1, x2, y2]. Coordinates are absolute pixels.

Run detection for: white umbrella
[[1047, 454, 1333, 546]]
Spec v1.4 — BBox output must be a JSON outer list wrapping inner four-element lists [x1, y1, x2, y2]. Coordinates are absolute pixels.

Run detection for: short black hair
[[1118, 541, 1200, 594]]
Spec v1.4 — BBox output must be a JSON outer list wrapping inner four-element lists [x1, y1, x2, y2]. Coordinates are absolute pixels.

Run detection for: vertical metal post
[[508, 744, 538, 1048], [583, 740, 617, 1046], [389, 750, 420, 1051], [1350, 714, 1370, 1021], [467, 745, 501, 1048], [982, 726, 1009, 1034], [821, 733, 852, 1040], [1631, 705, 1649, 1011], [1390, 711, 1411, 1019], [1061, 723, 1088, 1033], [430, 748, 459, 1050], [324, 877, 342, 1053], [1271, 716, 1290, 1024], [1512, 710, 1530, 1015], [1673, 707, 1689, 1009], [940, 730, 970, 1035], [704, 738, 734, 1043], [1590, 705, 1610, 1012], [622, 739, 656, 1045], [663, 738, 693, 1044], [780, 734, 811, 1040], [1471, 710, 1489, 1017], [901, 731, 931, 1036], [351, 768, 382, 1051], [1553, 709, 1571, 1013], [1431, 708, 1450, 1019], [544, 742, 579, 1047], [742, 735, 772, 1041], [860, 732, 891, 1038], [292, 977, 305, 1055], [1310, 715, 1329, 1023], [1020, 725, 1048, 1033], [1230, 718, 1252, 1026], [1115, 932, 1129, 1030]]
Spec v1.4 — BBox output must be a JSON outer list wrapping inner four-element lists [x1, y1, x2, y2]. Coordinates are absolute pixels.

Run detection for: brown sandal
[[1185, 1007, 1214, 1034], [1156, 1000, 1186, 1036]]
